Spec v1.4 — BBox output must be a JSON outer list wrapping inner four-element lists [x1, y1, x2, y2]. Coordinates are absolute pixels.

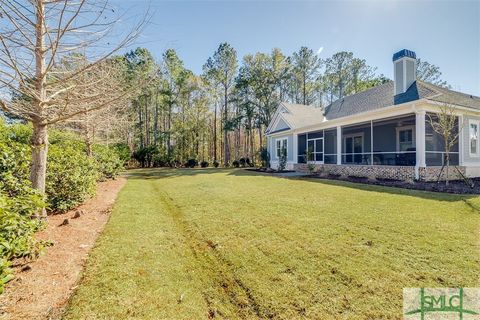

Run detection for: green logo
[[404, 288, 480, 320]]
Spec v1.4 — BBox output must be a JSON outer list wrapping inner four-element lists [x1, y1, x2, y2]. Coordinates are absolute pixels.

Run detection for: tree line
[[112, 44, 447, 167]]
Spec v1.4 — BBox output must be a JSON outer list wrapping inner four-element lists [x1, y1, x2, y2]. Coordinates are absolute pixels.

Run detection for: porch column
[[458, 115, 464, 166], [336, 126, 342, 165], [292, 132, 298, 164], [415, 111, 426, 174]]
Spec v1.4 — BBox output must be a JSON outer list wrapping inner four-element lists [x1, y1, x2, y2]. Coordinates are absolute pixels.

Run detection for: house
[[266, 49, 480, 182]]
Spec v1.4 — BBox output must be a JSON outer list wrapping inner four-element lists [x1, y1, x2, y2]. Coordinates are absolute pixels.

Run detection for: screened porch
[[297, 113, 459, 167]]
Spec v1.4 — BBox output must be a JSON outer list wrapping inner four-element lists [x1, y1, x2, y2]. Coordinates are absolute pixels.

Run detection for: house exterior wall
[[268, 134, 294, 169], [293, 163, 466, 182], [275, 118, 290, 131], [266, 102, 480, 178], [461, 115, 480, 178]]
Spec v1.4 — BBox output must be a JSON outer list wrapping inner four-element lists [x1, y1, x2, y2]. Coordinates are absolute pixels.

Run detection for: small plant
[[306, 148, 316, 175], [278, 147, 287, 172], [200, 161, 209, 168], [213, 161, 219, 168], [185, 159, 198, 168], [245, 158, 253, 167], [232, 160, 240, 168]]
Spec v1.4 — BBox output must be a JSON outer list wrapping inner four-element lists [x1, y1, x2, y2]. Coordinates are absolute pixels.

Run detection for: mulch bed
[[245, 168, 296, 174], [0, 177, 127, 320], [306, 174, 480, 195]]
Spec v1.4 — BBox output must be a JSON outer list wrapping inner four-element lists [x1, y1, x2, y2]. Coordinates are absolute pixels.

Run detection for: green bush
[[92, 144, 124, 180], [200, 161, 209, 168], [46, 144, 98, 212], [239, 158, 246, 167], [232, 160, 240, 168], [259, 147, 270, 168], [113, 143, 131, 165], [0, 128, 46, 294], [185, 159, 198, 168], [213, 161, 219, 168], [0, 120, 126, 293]]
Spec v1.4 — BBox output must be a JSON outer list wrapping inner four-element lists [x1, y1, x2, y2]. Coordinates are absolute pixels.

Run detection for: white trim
[[459, 115, 464, 165], [266, 103, 293, 134], [336, 126, 342, 165], [266, 99, 480, 139], [395, 125, 416, 152], [306, 135, 324, 164], [415, 111, 426, 178], [275, 137, 288, 159], [468, 119, 480, 157], [293, 133, 298, 163]]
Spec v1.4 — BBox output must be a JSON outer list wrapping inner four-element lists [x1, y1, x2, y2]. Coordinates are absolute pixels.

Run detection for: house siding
[[268, 134, 294, 170], [268, 134, 294, 163], [461, 115, 480, 177], [275, 118, 290, 131], [462, 115, 480, 163]]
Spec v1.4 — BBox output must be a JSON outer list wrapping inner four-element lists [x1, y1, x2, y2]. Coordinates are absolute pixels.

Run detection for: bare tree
[[0, 0, 145, 214], [427, 104, 461, 186]]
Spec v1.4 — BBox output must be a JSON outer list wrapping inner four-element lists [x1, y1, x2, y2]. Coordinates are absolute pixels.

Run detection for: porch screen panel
[[306, 130, 323, 162], [297, 134, 307, 163], [324, 129, 337, 164], [372, 114, 416, 166], [425, 113, 459, 166], [341, 122, 371, 165]]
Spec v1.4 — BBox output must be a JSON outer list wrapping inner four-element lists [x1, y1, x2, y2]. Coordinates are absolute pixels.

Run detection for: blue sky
[[114, 0, 480, 95]]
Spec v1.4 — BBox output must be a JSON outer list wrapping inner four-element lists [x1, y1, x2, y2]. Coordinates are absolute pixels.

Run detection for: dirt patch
[[0, 177, 127, 320]]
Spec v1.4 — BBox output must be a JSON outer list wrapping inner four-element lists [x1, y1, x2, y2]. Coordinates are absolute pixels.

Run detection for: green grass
[[64, 168, 480, 319]]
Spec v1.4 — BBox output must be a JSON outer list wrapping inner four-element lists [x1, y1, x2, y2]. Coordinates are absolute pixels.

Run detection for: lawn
[[64, 168, 480, 319]]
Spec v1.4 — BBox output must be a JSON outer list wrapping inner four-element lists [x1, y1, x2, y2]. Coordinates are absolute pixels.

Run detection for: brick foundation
[[294, 163, 466, 183]]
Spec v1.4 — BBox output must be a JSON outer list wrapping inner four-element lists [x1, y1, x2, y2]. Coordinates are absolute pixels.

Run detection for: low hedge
[[0, 120, 126, 293], [0, 137, 46, 294]]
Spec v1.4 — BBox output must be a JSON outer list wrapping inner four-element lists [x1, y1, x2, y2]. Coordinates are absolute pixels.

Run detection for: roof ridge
[[417, 79, 480, 99]]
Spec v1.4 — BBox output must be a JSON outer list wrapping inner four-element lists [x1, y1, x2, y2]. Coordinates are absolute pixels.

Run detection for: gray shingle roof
[[324, 80, 480, 120], [269, 81, 480, 133], [281, 103, 324, 128]]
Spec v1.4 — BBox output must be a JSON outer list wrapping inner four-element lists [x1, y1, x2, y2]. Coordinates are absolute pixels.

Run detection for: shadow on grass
[[227, 169, 480, 204], [125, 167, 480, 206], [124, 167, 237, 179]]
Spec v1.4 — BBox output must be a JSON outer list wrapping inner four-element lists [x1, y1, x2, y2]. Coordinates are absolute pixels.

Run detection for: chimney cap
[[393, 49, 416, 62]]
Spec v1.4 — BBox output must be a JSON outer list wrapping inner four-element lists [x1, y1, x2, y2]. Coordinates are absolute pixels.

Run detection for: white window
[[470, 120, 479, 156], [276, 138, 288, 158]]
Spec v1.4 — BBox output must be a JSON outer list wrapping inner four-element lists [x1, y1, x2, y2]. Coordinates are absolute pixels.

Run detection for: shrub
[[46, 144, 98, 212], [278, 148, 287, 172], [200, 161, 209, 168], [113, 143, 131, 166], [232, 160, 240, 168], [185, 159, 198, 168], [259, 147, 270, 168], [213, 161, 219, 168], [92, 144, 124, 180], [245, 158, 253, 167], [239, 158, 246, 167], [0, 127, 47, 294]]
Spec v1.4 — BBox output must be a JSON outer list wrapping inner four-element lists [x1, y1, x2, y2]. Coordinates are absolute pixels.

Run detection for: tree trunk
[[223, 85, 229, 165], [445, 153, 450, 186], [31, 1, 47, 216], [213, 103, 217, 162], [30, 122, 48, 216]]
